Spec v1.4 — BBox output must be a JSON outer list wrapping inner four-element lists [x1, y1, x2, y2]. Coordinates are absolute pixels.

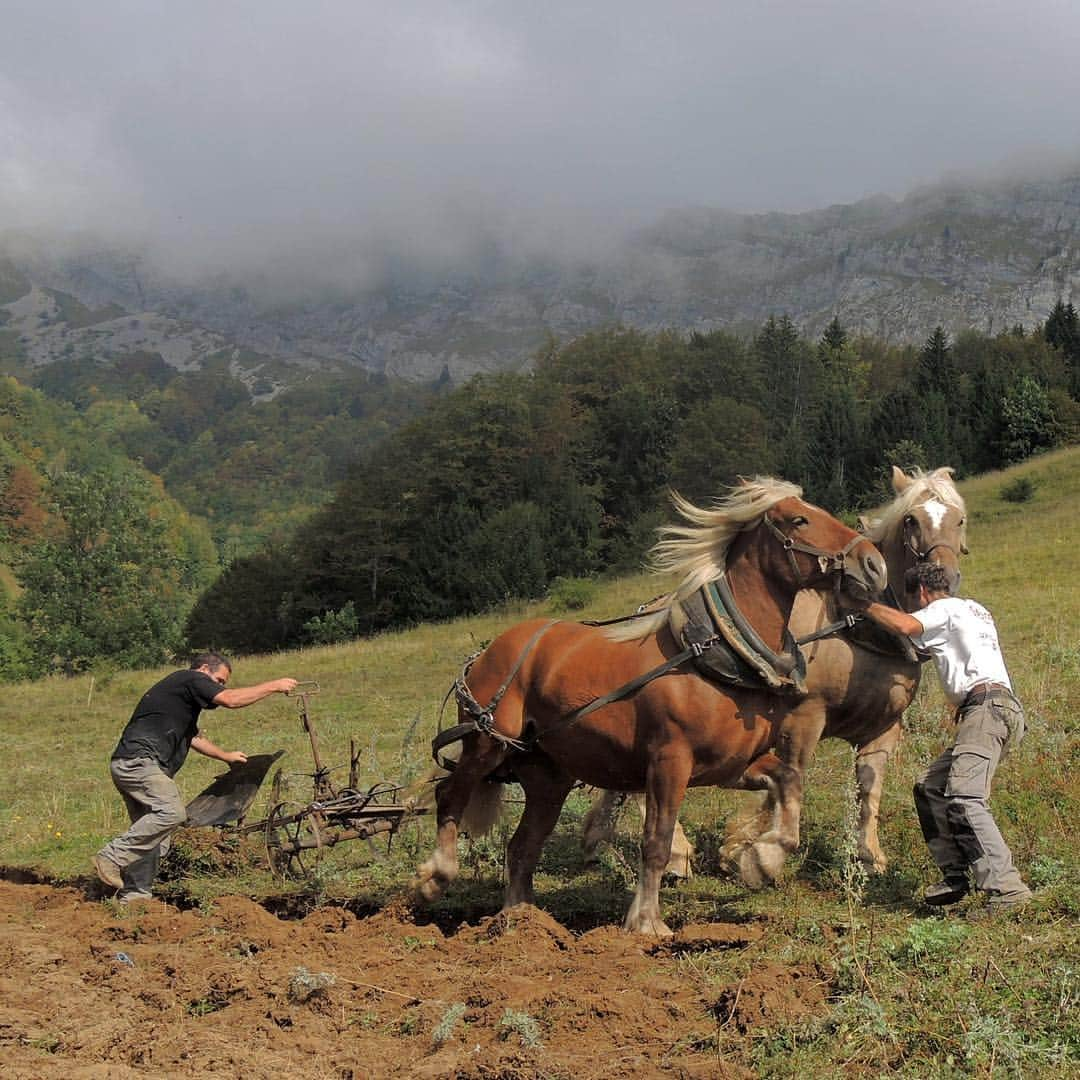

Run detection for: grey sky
[[2, 1, 1078, 281]]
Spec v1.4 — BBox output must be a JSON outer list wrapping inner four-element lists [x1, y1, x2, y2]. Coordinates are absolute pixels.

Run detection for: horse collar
[[708, 574, 807, 690]]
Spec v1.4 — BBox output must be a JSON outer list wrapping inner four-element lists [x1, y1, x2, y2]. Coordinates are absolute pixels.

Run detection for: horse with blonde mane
[[582, 465, 968, 883], [415, 478, 887, 935]]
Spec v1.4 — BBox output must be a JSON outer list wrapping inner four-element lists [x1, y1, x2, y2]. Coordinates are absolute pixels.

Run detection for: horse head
[[755, 496, 887, 604], [887, 466, 968, 606]]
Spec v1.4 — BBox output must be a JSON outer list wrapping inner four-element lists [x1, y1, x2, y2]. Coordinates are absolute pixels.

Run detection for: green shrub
[[1000, 476, 1036, 503], [301, 601, 359, 645], [498, 1008, 543, 1048], [547, 576, 598, 612]]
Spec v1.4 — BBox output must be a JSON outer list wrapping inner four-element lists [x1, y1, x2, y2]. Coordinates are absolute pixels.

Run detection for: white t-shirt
[[912, 596, 1013, 705]]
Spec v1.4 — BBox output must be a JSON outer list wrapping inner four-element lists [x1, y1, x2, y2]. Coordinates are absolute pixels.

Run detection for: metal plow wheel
[[264, 800, 328, 879]]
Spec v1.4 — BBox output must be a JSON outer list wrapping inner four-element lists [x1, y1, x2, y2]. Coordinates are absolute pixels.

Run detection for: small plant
[[187, 994, 229, 1017], [547, 576, 598, 613], [498, 1008, 543, 1048], [890, 919, 970, 968], [1028, 853, 1069, 889], [1000, 476, 1036, 503], [432, 1001, 467, 1045]]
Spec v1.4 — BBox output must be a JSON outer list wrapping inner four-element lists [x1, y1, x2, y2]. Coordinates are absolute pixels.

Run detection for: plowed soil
[[0, 874, 831, 1078]]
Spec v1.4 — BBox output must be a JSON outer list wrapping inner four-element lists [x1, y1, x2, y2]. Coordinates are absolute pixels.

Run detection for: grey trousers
[[99, 757, 188, 900], [913, 692, 1030, 899]]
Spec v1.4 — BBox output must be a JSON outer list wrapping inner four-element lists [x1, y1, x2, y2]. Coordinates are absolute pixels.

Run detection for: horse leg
[[415, 733, 508, 902], [854, 722, 902, 873], [581, 789, 625, 866], [624, 754, 691, 937], [582, 791, 694, 879], [504, 753, 576, 909], [724, 751, 805, 890], [720, 705, 825, 889]]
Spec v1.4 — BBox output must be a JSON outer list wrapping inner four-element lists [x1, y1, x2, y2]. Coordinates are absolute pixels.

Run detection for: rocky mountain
[[4, 171, 1080, 385]]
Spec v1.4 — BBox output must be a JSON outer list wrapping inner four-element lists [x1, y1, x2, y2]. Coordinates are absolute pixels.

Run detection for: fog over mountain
[[4, 3, 1080, 282], [3, 4, 1080, 380]]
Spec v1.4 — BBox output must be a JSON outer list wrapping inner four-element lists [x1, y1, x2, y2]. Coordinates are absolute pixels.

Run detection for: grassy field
[[1, 447, 1078, 1075]]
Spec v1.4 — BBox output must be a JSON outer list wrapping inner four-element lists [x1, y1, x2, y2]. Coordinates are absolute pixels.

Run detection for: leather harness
[[431, 517, 872, 771]]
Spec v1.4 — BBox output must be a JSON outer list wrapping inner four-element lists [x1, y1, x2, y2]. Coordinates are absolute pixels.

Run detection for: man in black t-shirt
[[93, 652, 297, 902]]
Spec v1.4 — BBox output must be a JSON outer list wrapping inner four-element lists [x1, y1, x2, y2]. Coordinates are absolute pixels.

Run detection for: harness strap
[[462, 619, 559, 722], [794, 612, 863, 646], [432, 620, 559, 770], [543, 643, 704, 734], [433, 640, 708, 767]]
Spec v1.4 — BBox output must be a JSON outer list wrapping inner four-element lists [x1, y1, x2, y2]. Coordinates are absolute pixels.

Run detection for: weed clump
[[498, 1008, 543, 1048], [431, 1001, 467, 1045]]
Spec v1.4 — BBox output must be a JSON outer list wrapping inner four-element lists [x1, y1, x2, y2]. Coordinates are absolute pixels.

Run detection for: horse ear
[[891, 465, 912, 493]]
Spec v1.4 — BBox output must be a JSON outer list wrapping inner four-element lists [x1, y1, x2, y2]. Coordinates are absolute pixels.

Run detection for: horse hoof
[[859, 852, 888, 874], [623, 917, 674, 937], [414, 861, 450, 902], [419, 879, 443, 902], [738, 841, 784, 890]]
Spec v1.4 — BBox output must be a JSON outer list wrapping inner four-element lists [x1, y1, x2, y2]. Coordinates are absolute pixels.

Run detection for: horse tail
[[401, 750, 506, 835], [460, 778, 506, 837]]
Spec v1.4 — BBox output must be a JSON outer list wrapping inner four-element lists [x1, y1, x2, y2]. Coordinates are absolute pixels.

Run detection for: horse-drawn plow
[[186, 682, 426, 878]]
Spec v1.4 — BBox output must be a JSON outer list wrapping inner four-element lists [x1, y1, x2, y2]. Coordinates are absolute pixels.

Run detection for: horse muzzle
[[842, 543, 888, 599]]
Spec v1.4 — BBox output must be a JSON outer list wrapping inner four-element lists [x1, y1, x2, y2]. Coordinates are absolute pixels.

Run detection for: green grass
[[1, 447, 1078, 1075]]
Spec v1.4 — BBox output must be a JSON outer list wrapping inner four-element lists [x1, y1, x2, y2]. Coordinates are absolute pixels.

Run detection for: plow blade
[[185, 750, 286, 827]]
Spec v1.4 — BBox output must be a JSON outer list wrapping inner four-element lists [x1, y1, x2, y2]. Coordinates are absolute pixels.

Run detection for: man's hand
[[276, 678, 299, 694], [842, 591, 873, 612], [223, 750, 248, 765]]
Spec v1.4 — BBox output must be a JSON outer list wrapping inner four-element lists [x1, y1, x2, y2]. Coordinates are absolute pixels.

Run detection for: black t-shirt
[[111, 670, 223, 776]]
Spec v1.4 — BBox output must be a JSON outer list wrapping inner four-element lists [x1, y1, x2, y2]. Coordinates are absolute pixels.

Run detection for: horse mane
[[862, 467, 967, 549], [607, 477, 803, 642]]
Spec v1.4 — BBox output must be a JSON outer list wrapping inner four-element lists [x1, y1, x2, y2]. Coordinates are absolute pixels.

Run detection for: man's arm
[[860, 601, 924, 639], [191, 734, 247, 765], [212, 677, 298, 709]]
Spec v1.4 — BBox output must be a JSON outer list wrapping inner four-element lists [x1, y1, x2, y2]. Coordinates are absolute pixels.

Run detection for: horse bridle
[[904, 535, 965, 562], [902, 512, 967, 585], [761, 514, 866, 587]]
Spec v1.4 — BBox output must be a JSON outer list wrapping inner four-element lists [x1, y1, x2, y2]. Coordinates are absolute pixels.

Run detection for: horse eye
[[904, 514, 917, 527], [791, 516, 809, 528]]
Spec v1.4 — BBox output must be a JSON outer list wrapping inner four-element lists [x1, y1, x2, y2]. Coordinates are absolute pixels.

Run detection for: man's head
[[191, 651, 232, 686], [904, 562, 954, 604]]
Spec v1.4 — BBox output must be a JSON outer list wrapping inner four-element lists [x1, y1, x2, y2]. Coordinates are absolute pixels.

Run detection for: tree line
[[187, 315, 1079, 654], [1, 310, 1076, 676]]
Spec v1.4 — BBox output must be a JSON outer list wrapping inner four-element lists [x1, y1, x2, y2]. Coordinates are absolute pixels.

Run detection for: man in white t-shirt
[[856, 562, 1032, 913]]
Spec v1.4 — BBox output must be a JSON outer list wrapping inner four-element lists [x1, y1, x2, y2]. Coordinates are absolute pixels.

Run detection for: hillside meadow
[[0, 447, 1077, 1077]]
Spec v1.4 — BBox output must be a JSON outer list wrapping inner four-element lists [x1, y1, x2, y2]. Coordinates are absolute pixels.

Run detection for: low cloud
[[2, 2, 1078, 293]]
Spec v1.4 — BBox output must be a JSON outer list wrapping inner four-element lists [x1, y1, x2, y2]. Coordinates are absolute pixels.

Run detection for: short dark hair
[[190, 651, 232, 673], [904, 562, 953, 596]]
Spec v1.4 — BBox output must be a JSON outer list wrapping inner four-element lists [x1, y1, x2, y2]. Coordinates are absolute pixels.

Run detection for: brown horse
[[415, 478, 887, 935], [582, 465, 968, 882]]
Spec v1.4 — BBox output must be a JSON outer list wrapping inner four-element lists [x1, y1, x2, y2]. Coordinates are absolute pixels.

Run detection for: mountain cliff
[[4, 171, 1080, 384]]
